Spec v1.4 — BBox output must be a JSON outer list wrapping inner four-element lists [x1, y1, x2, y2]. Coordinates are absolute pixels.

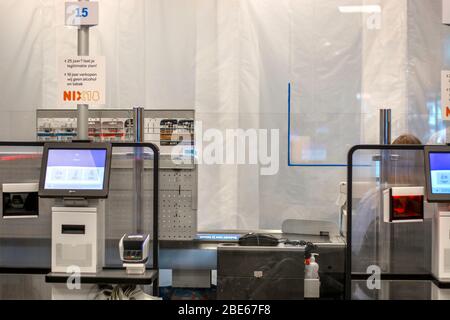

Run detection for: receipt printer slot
[[61, 224, 85, 235]]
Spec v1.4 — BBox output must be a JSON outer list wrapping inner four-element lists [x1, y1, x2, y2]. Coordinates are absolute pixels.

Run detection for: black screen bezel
[[424, 145, 450, 203], [38, 142, 112, 199]]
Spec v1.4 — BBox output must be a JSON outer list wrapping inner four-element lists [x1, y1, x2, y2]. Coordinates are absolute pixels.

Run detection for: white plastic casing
[[51, 203, 105, 274], [433, 211, 450, 282]]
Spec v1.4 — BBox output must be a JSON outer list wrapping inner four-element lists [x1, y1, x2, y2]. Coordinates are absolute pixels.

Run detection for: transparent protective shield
[[105, 145, 156, 267], [0, 146, 48, 268], [349, 147, 432, 300], [351, 279, 433, 300], [0, 144, 157, 269]]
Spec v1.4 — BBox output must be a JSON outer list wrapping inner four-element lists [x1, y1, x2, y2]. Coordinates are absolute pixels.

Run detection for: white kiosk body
[[425, 146, 450, 297], [52, 202, 105, 273], [432, 208, 450, 281]]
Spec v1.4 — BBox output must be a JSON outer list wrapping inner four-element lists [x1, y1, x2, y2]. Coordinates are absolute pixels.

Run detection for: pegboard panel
[[160, 190, 196, 240], [159, 170, 196, 191]]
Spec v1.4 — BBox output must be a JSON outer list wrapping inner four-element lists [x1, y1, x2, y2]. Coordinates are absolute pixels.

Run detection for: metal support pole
[[133, 107, 145, 233], [379, 109, 392, 185], [77, 0, 90, 141], [379, 109, 392, 283], [133, 107, 145, 143], [379, 109, 392, 145]]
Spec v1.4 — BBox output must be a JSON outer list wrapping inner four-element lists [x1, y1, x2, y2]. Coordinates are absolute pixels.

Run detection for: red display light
[[391, 195, 424, 220]]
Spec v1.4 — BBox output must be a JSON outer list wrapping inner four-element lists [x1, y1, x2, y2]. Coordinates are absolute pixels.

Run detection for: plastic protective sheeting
[[407, 0, 450, 144], [0, 0, 447, 230]]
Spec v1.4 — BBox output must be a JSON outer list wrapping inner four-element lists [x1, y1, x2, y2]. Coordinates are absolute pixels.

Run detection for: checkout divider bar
[[0, 141, 160, 292], [346, 144, 425, 300]]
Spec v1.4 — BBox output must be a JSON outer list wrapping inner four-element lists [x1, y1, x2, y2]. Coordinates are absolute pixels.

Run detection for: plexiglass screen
[[0, 0, 449, 231], [350, 149, 432, 293], [0, 145, 156, 269]]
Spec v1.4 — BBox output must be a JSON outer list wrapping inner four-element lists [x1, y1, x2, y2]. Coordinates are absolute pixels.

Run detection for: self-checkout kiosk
[[419, 146, 450, 299], [39, 142, 112, 299], [378, 146, 450, 298], [424, 146, 450, 285]]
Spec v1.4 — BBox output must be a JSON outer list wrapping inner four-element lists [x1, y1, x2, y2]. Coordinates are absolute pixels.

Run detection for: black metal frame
[[345, 144, 425, 300], [0, 141, 160, 295]]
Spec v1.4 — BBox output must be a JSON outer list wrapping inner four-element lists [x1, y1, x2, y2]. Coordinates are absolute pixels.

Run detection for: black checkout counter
[[0, 230, 346, 300]]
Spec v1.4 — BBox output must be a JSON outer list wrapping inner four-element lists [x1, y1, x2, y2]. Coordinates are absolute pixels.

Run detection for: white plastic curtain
[[0, 0, 447, 230]]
